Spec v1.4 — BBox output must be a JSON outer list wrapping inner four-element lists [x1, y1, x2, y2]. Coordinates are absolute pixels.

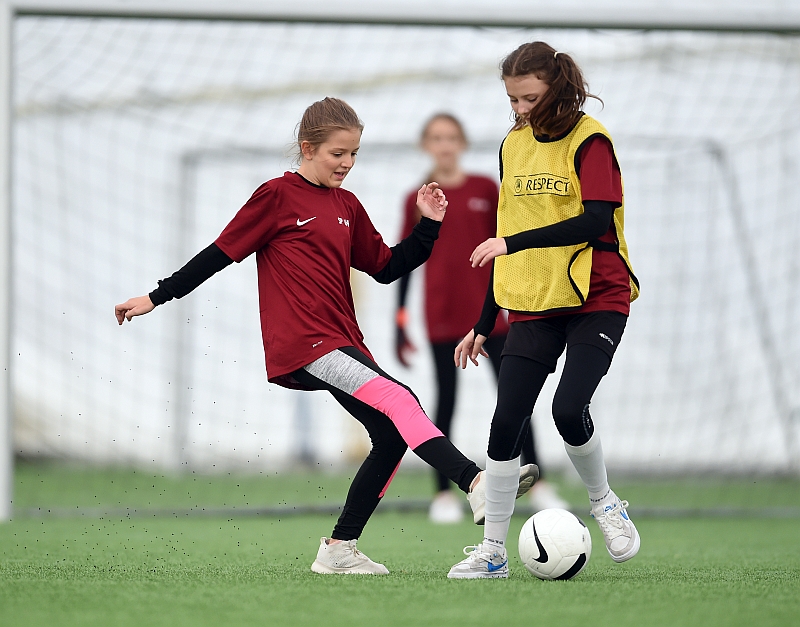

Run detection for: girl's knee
[[552, 395, 594, 446]]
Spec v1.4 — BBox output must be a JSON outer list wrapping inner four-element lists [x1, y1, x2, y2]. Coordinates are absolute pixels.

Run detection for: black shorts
[[501, 311, 628, 373]]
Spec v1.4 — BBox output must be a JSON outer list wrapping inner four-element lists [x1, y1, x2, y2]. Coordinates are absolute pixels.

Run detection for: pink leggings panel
[[352, 376, 444, 450], [378, 460, 402, 498]]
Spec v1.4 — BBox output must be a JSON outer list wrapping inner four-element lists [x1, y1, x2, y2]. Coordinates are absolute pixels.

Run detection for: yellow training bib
[[494, 116, 638, 314]]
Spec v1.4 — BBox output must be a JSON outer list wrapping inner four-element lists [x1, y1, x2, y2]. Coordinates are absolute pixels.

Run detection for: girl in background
[[448, 43, 640, 579], [395, 113, 567, 524], [115, 97, 537, 576]]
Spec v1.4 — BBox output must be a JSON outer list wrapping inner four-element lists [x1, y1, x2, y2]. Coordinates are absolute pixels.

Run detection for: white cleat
[[429, 490, 465, 524], [467, 463, 539, 525], [591, 493, 640, 563], [447, 543, 509, 579], [528, 480, 570, 512], [310, 537, 389, 575]]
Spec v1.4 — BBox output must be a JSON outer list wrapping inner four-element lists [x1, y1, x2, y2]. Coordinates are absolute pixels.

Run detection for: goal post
[[3, 2, 800, 521], [0, 0, 11, 521]]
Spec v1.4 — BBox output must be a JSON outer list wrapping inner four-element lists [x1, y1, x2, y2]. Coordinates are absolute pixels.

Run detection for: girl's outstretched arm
[[115, 242, 233, 324]]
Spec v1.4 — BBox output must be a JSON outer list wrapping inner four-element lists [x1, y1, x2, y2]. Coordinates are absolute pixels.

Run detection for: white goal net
[[10, 16, 800, 475]]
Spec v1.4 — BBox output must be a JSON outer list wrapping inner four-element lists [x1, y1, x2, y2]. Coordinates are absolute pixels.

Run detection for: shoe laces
[[338, 539, 365, 559], [592, 500, 630, 539], [462, 544, 502, 563]]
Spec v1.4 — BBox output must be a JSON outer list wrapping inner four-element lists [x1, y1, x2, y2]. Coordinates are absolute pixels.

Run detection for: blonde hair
[[293, 97, 364, 164]]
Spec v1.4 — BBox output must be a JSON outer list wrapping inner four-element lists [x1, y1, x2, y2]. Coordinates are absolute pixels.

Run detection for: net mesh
[[11, 17, 800, 474]]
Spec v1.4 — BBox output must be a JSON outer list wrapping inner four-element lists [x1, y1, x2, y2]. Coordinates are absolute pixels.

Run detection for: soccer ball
[[518, 508, 592, 580]]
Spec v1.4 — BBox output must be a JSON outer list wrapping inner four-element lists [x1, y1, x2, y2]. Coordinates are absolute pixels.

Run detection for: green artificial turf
[[12, 460, 800, 511], [1, 513, 798, 627], [2, 463, 799, 626]]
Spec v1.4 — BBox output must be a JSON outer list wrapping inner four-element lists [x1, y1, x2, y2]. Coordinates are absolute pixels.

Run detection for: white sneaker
[[447, 543, 509, 579], [591, 492, 640, 563], [467, 464, 539, 525], [529, 480, 570, 512], [310, 537, 389, 575], [429, 490, 465, 524]]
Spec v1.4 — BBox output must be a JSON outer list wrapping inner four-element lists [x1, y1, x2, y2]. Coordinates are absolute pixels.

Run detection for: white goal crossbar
[[8, 0, 800, 33]]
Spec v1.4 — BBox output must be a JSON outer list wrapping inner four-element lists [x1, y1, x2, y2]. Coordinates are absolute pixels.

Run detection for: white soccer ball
[[518, 508, 592, 580]]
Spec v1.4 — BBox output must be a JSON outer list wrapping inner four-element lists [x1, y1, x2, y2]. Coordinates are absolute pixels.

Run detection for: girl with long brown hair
[[448, 42, 641, 579]]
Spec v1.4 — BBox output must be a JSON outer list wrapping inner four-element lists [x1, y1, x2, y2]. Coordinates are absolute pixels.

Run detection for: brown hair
[[500, 41, 601, 137], [294, 97, 364, 163], [420, 112, 468, 144]]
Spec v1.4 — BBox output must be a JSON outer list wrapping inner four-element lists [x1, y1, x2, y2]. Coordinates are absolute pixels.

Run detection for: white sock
[[482, 456, 520, 551], [564, 434, 611, 504]]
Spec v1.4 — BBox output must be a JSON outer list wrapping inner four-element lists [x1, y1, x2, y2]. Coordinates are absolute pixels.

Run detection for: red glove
[[395, 307, 416, 368]]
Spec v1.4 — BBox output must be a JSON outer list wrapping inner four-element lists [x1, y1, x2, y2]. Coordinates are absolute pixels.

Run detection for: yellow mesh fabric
[[494, 116, 638, 314]]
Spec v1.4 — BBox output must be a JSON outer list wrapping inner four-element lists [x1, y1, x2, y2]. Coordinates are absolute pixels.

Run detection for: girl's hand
[[416, 182, 448, 222], [115, 295, 155, 325], [454, 329, 489, 369], [470, 237, 508, 268]]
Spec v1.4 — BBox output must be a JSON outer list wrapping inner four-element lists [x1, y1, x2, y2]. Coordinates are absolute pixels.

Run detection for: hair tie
[[554, 51, 560, 59]]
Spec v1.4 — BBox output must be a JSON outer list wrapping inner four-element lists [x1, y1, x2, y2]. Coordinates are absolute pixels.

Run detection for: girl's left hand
[[416, 182, 448, 222], [470, 237, 507, 268]]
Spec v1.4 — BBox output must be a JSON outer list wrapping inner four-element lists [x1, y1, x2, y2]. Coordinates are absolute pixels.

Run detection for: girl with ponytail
[[448, 42, 641, 579]]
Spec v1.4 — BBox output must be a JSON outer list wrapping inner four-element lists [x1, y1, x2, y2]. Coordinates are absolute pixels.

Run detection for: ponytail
[[501, 41, 601, 137]]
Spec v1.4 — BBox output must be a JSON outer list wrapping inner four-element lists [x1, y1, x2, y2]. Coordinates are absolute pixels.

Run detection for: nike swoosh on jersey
[[296, 217, 317, 226]]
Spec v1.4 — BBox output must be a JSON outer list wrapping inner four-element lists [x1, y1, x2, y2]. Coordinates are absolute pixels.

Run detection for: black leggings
[[487, 343, 612, 461], [291, 347, 481, 540], [431, 336, 539, 492]]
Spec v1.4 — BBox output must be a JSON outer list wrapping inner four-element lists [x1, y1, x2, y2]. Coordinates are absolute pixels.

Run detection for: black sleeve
[[473, 262, 501, 338], [148, 242, 234, 306], [371, 217, 440, 285], [504, 200, 616, 254]]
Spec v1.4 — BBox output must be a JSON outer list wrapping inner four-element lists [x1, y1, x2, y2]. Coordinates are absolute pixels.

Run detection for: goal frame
[[2, 0, 800, 520]]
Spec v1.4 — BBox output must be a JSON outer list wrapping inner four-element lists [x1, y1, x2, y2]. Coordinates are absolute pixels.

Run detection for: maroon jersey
[[401, 175, 510, 343], [215, 172, 392, 388], [509, 136, 631, 323]]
